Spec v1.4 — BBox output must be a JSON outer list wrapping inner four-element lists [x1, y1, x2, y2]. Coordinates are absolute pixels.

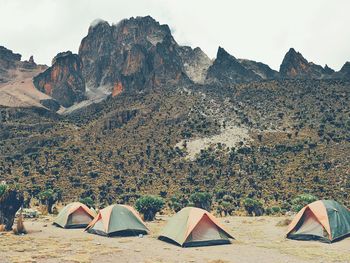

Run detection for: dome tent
[[287, 200, 350, 243], [159, 207, 234, 247], [85, 204, 148, 237], [53, 202, 96, 228]]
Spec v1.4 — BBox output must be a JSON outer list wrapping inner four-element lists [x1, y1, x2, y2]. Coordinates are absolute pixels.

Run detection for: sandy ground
[[1, 215, 349, 263]]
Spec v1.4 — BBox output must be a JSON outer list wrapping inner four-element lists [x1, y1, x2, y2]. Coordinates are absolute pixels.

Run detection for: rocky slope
[[33, 51, 86, 107], [206, 47, 261, 85], [0, 46, 60, 110], [239, 59, 280, 80], [1, 16, 350, 213], [334, 62, 350, 79], [178, 46, 212, 83]]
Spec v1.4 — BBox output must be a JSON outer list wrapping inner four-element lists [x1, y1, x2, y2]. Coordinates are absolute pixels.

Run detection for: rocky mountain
[[1, 16, 350, 213], [78, 16, 189, 97], [33, 51, 86, 107], [333, 62, 350, 79], [0, 46, 59, 110], [206, 47, 261, 85], [178, 46, 212, 84], [239, 59, 280, 80], [0, 46, 22, 84], [19, 17, 350, 110], [279, 48, 334, 79]]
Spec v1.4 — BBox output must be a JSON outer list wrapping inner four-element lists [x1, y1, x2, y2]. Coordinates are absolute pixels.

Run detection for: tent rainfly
[[85, 204, 148, 236], [159, 207, 234, 247], [287, 200, 350, 243], [53, 202, 96, 228]]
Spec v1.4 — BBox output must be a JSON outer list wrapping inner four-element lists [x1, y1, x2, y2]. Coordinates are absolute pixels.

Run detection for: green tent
[[159, 207, 234, 247], [287, 200, 350, 243], [53, 202, 96, 228], [85, 204, 148, 236]]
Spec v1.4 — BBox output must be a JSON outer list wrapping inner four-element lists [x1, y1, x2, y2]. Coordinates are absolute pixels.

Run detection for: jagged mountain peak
[[324, 64, 335, 75], [78, 16, 187, 95], [340, 61, 350, 72], [34, 50, 85, 107], [0, 45, 21, 62], [216, 46, 236, 60], [279, 48, 333, 79], [206, 47, 261, 84]]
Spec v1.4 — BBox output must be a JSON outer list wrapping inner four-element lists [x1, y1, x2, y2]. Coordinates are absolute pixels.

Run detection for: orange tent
[[86, 204, 148, 236], [53, 202, 96, 228], [287, 200, 350, 243], [159, 207, 234, 247]]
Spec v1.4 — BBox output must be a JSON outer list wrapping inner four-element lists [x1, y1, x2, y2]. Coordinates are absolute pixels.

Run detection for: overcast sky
[[0, 0, 349, 70]]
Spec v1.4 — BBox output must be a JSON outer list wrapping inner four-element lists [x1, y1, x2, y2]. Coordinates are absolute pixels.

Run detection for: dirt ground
[[0, 215, 349, 263]]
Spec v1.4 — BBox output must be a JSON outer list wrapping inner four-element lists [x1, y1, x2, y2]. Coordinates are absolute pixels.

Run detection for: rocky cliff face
[[279, 48, 334, 79], [239, 59, 279, 80], [0, 46, 58, 111], [0, 46, 22, 83], [78, 16, 189, 97], [178, 46, 212, 84], [333, 62, 350, 79], [23, 17, 350, 111], [206, 47, 261, 84], [33, 51, 86, 107]]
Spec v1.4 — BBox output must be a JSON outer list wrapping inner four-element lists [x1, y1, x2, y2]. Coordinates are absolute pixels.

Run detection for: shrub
[[243, 198, 264, 216], [266, 206, 282, 215], [169, 194, 188, 212], [0, 184, 8, 197], [291, 194, 318, 212], [189, 192, 212, 211], [0, 184, 23, 231], [38, 189, 61, 214], [271, 206, 282, 214], [135, 195, 164, 221], [79, 197, 94, 208]]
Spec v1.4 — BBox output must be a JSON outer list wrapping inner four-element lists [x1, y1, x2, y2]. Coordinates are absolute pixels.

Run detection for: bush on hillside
[[79, 197, 95, 208], [243, 198, 264, 216], [38, 189, 61, 214], [0, 184, 23, 231], [217, 195, 235, 216], [291, 194, 318, 212], [0, 184, 8, 197], [169, 194, 188, 212], [135, 195, 164, 221], [189, 192, 212, 211], [266, 206, 282, 216]]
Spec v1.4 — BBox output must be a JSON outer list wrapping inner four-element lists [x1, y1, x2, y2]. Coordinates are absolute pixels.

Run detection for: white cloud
[[0, 0, 349, 70]]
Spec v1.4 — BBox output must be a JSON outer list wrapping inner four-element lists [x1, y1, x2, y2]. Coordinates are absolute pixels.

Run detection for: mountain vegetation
[[0, 16, 349, 215]]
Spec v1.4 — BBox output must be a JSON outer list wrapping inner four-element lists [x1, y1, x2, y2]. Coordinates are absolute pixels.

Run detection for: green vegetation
[[0, 184, 23, 231], [291, 194, 318, 212], [79, 196, 94, 208], [38, 189, 61, 214], [169, 194, 188, 212], [243, 198, 264, 216], [135, 195, 165, 221], [189, 192, 212, 211], [0, 184, 8, 197], [0, 79, 349, 213]]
